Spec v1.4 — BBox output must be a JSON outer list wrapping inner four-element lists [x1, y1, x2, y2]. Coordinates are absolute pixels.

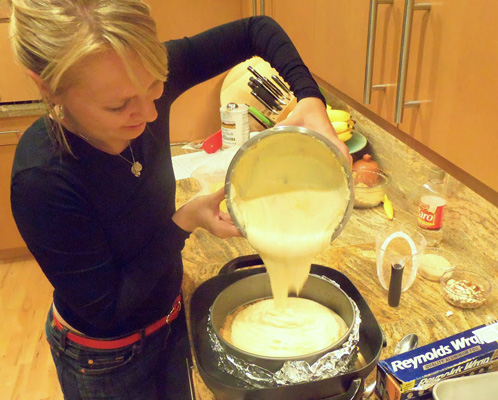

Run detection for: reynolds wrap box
[[376, 322, 498, 400]]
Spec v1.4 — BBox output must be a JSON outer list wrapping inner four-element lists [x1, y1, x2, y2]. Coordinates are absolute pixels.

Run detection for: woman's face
[[56, 50, 164, 153]]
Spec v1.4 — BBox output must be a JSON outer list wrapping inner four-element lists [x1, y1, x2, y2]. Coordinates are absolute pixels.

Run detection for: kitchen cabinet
[[268, 0, 498, 201], [0, 116, 39, 255], [145, 0, 254, 143], [263, 0, 317, 68], [0, 20, 41, 103]]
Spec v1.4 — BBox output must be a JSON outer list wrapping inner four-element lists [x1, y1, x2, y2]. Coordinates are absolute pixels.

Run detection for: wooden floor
[[0, 255, 64, 400]]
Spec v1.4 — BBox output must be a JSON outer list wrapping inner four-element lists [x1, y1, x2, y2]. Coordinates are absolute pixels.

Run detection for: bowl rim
[[353, 169, 390, 190], [225, 125, 354, 241], [440, 267, 492, 294]]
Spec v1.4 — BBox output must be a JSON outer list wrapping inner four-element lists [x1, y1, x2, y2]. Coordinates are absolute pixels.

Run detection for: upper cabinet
[[267, 0, 498, 196], [145, 0, 254, 143], [0, 19, 41, 103]]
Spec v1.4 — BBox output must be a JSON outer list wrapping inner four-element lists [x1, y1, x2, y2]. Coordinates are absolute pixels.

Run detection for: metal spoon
[[363, 333, 419, 399]]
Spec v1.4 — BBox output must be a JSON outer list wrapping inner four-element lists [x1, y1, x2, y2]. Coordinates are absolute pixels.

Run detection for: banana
[[331, 121, 355, 133], [327, 109, 351, 122], [338, 130, 353, 142]]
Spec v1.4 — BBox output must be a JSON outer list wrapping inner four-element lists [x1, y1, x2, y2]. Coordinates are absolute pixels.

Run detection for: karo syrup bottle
[[417, 168, 446, 246]]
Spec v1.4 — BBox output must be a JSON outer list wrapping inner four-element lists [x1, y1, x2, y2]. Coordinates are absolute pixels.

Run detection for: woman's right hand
[[172, 188, 242, 239]]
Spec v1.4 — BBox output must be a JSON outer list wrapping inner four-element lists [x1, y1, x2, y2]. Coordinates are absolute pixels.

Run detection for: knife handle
[[249, 77, 285, 106], [250, 91, 279, 114], [272, 74, 291, 94], [248, 81, 282, 110]]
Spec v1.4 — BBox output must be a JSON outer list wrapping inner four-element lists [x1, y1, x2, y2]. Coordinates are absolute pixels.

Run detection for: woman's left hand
[[277, 97, 352, 166], [172, 188, 242, 239]]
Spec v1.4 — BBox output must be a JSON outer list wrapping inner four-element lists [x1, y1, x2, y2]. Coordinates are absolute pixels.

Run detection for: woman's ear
[[25, 69, 54, 101]]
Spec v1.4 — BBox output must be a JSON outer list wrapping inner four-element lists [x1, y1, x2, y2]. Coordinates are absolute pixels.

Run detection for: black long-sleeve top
[[11, 16, 324, 338]]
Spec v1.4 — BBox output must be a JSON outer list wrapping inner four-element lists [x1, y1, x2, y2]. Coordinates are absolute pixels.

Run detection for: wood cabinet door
[[267, 0, 402, 123], [265, 0, 318, 67], [145, 0, 252, 143], [0, 22, 41, 103], [397, 0, 498, 193]]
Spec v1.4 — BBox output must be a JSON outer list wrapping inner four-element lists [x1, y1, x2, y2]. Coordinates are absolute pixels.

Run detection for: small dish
[[353, 169, 390, 208], [346, 131, 367, 154], [419, 247, 456, 281], [440, 266, 492, 309]]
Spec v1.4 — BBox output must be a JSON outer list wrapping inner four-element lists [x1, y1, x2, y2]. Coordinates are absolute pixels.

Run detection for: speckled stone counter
[[171, 137, 498, 399]]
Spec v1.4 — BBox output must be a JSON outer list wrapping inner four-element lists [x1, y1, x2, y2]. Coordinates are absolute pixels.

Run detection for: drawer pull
[[0, 129, 21, 135], [394, 0, 431, 123], [364, 0, 393, 105]]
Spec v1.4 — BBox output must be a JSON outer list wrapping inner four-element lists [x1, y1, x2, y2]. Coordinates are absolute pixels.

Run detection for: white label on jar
[[220, 104, 250, 149]]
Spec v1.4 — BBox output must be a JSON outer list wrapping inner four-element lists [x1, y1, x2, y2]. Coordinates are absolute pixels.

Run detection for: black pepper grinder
[[388, 262, 405, 307]]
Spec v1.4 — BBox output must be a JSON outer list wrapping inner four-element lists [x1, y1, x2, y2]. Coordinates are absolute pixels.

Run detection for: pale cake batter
[[226, 298, 348, 358], [226, 132, 351, 357]]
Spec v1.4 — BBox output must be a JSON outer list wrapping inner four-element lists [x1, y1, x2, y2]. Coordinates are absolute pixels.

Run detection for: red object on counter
[[202, 129, 222, 153]]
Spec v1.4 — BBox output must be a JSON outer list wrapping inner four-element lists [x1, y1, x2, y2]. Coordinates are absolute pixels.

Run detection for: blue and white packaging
[[376, 322, 498, 400]]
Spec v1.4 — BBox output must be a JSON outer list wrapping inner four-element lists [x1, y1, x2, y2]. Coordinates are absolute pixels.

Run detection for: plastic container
[[432, 370, 498, 400], [417, 168, 446, 246], [440, 266, 492, 309], [419, 247, 456, 281]]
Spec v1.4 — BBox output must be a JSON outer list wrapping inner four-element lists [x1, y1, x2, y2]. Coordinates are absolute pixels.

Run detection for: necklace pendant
[[131, 161, 143, 177]]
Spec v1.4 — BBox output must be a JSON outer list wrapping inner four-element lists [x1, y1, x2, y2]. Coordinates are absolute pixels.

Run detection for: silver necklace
[[118, 141, 143, 177]]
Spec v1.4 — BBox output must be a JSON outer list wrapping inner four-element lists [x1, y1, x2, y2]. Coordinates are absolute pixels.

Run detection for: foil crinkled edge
[[207, 274, 362, 388]]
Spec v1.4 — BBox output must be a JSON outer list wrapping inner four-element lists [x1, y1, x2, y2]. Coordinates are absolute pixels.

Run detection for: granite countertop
[[171, 145, 498, 400]]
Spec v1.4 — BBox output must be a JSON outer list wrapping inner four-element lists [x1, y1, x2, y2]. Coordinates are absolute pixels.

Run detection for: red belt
[[52, 295, 182, 350]]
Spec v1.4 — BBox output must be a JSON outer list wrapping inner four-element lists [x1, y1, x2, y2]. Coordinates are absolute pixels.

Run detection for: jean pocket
[[60, 346, 137, 376]]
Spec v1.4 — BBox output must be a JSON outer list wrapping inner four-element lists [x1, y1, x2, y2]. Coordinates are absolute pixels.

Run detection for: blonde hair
[[9, 0, 168, 153]]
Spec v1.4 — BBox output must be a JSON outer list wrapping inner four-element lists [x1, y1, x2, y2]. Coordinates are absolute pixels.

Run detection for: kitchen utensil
[[249, 90, 278, 114], [247, 105, 274, 128], [376, 224, 426, 292], [248, 81, 282, 110], [189, 254, 384, 400], [249, 76, 286, 104], [362, 333, 419, 399], [224, 126, 354, 241], [272, 74, 291, 93], [388, 262, 404, 307], [201, 129, 222, 154]]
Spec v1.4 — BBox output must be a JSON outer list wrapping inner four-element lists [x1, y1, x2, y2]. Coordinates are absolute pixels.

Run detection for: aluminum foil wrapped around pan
[[207, 276, 361, 388]]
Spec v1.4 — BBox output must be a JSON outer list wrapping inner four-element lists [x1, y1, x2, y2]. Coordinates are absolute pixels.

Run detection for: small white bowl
[[419, 247, 456, 281]]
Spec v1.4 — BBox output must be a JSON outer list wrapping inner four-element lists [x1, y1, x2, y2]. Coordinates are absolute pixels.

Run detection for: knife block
[[220, 56, 297, 130]]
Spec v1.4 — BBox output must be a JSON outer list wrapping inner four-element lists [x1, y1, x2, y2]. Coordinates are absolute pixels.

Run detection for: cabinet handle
[[364, 0, 393, 105], [252, 0, 257, 16], [0, 130, 21, 135], [260, 0, 265, 15], [394, 0, 431, 123]]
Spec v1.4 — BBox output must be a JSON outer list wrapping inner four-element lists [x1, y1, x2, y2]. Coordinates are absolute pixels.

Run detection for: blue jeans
[[45, 307, 194, 400]]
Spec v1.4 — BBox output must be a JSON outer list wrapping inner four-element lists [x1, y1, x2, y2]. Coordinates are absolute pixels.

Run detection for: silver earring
[[57, 104, 65, 119]]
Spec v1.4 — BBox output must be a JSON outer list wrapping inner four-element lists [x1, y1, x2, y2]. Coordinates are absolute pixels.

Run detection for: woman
[[9, 0, 350, 398]]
